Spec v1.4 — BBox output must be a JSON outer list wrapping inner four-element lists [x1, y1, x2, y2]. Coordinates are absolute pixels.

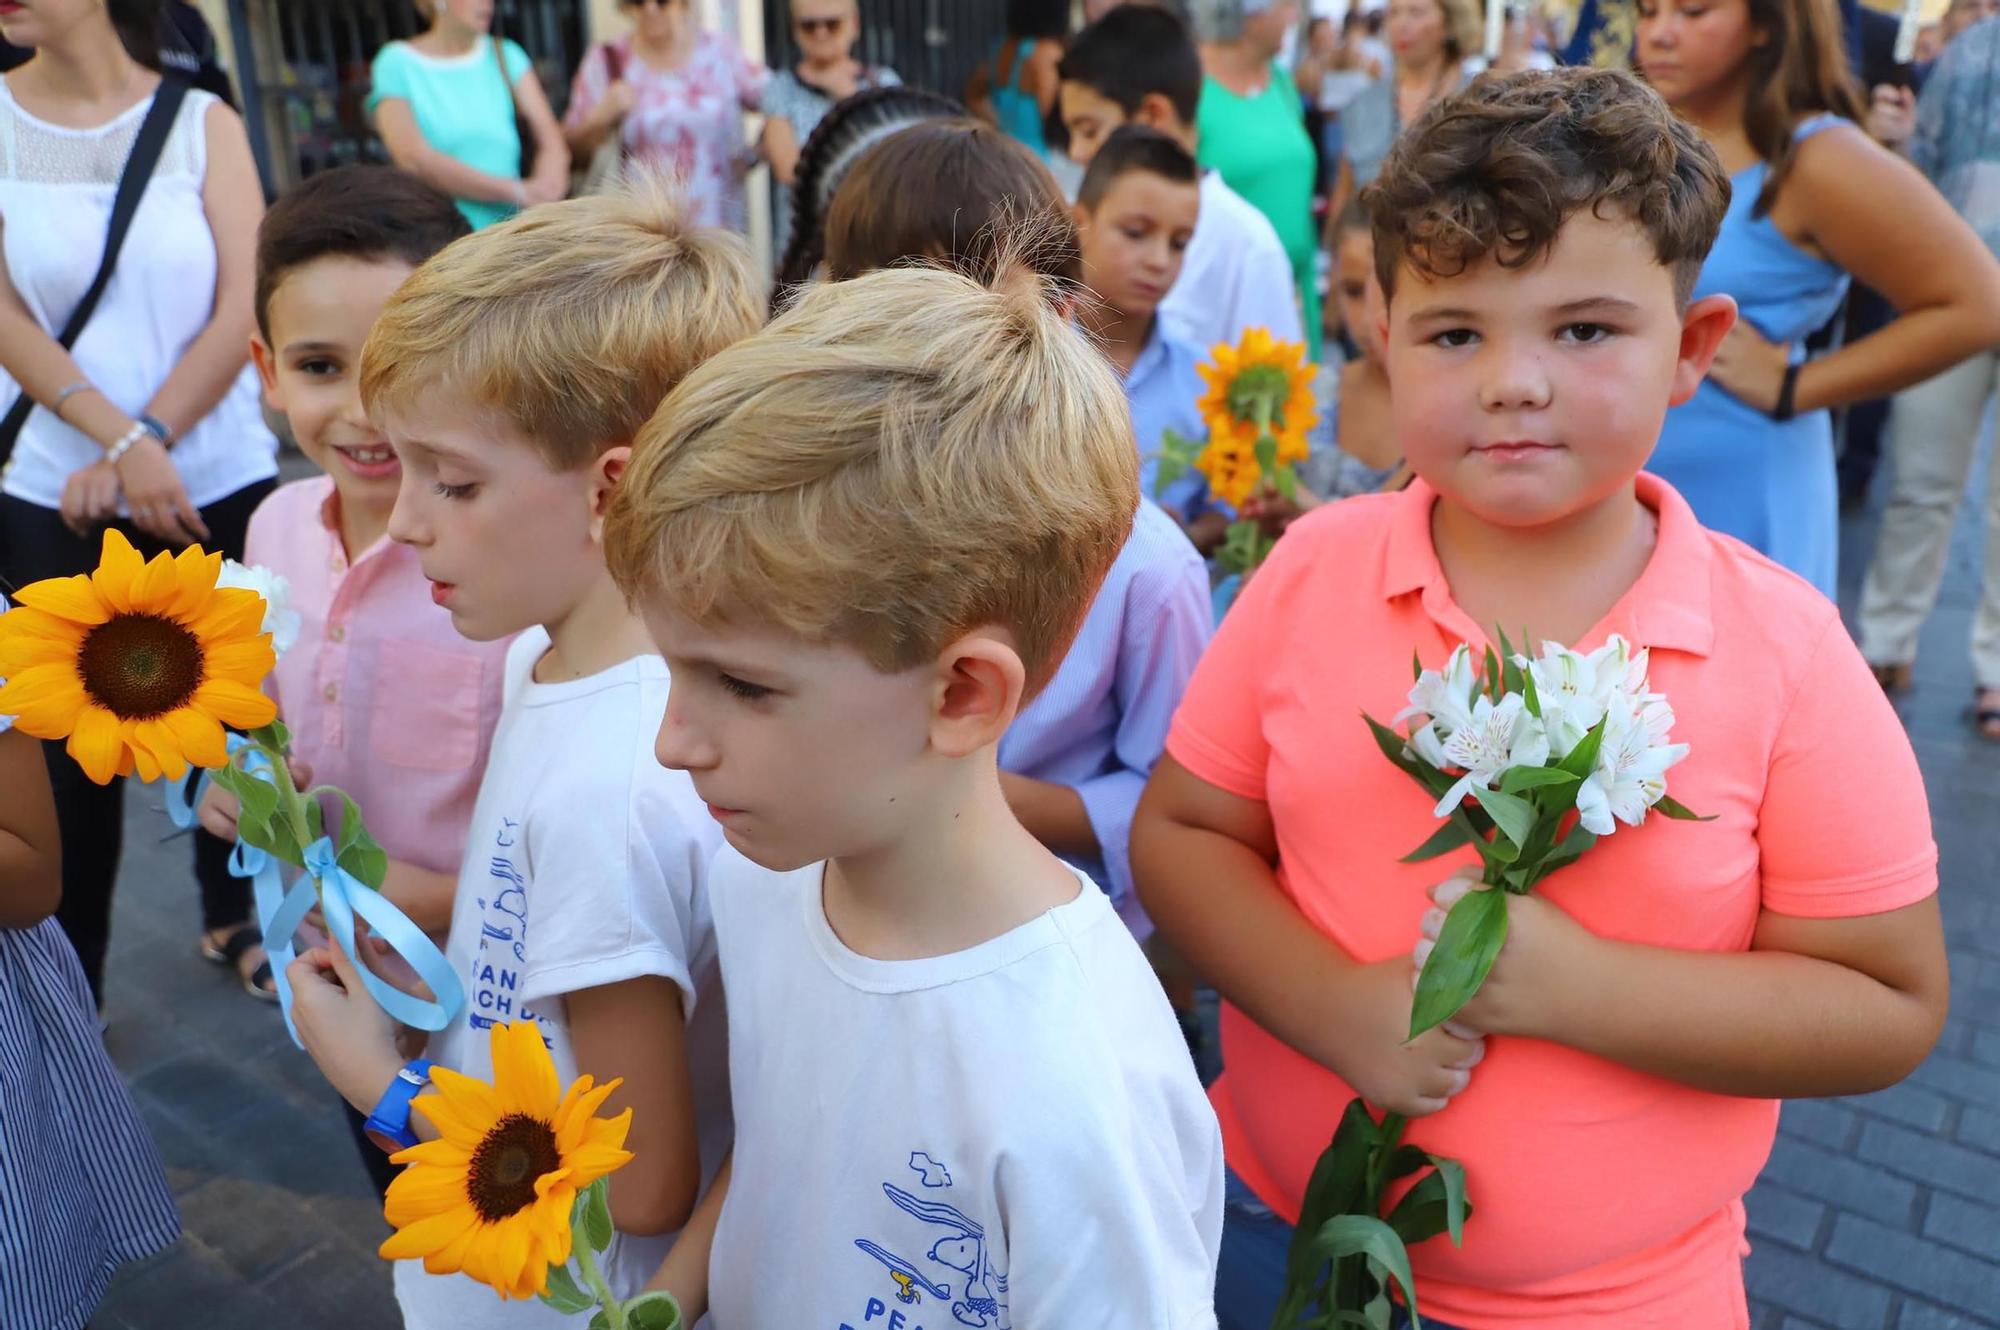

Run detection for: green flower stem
[[573, 1241, 625, 1330], [257, 738, 313, 854]]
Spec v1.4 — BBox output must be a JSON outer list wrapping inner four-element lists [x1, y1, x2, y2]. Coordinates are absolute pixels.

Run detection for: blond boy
[[609, 267, 1224, 1327], [286, 185, 763, 1329]]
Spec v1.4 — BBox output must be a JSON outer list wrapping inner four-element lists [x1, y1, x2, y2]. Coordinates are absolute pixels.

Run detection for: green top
[[369, 36, 532, 231], [1195, 61, 1322, 358]]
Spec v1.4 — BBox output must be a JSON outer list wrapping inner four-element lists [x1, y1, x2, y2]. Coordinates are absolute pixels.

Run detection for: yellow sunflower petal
[[489, 1020, 559, 1123], [411, 1090, 500, 1150], [187, 589, 267, 646], [14, 574, 111, 626], [89, 531, 145, 613], [200, 637, 275, 689], [385, 1162, 477, 1227], [130, 549, 185, 610], [130, 720, 189, 782], [0, 603, 89, 656], [155, 707, 229, 770], [387, 1136, 474, 1169], [380, 1206, 480, 1264], [555, 1079, 622, 1155], [0, 662, 88, 721], [421, 1066, 508, 1124], [125, 722, 166, 783], [167, 544, 223, 618], [427, 1219, 485, 1278], [528, 1182, 575, 1267], [66, 706, 127, 784], [189, 678, 277, 729], [485, 1215, 535, 1295], [455, 1225, 504, 1287]]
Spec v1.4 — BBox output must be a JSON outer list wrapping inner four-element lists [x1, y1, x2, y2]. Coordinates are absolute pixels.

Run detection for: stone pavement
[[87, 447, 2000, 1329]]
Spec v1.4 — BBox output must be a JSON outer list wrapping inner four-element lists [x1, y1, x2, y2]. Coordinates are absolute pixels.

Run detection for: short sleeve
[[566, 42, 611, 130], [501, 37, 533, 85], [1758, 614, 1937, 917], [1163, 514, 1321, 802], [516, 768, 707, 1014], [729, 38, 769, 108], [366, 42, 414, 114]]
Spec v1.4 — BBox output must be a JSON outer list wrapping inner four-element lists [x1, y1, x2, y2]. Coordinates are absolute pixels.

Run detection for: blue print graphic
[[469, 817, 547, 1039], [852, 1157, 1009, 1330]]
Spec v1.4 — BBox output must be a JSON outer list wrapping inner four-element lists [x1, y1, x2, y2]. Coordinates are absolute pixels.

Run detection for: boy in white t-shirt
[[1058, 2, 1303, 352], [606, 265, 1224, 1328], [283, 186, 765, 1330]]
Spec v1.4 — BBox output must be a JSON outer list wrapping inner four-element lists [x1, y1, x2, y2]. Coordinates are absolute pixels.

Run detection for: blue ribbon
[[165, 737, 462, 1046]]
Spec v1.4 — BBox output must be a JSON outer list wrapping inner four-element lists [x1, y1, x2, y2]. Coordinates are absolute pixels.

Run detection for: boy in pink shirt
[[1134, 69, 1948, 1329], [198, 165, 513, 1195]]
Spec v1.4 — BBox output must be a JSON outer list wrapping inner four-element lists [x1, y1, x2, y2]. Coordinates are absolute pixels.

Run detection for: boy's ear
[[1134, 93, 1184, 138], [1670, 294, 1738, 407], [248, 334, 281, 409], [928, 629, 1027, 758], [588, 444, 632, 537]]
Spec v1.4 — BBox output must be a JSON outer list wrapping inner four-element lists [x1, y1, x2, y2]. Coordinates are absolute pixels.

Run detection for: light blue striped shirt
[[1126, 320, 1223, 523], [1000, 500, 1213, 938]]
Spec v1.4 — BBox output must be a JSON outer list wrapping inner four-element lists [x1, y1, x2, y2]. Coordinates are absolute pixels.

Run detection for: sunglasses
[[620, 0, 683, 9], [795, 15, 847, 34]]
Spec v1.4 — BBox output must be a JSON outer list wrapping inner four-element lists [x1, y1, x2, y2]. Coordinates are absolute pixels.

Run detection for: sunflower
[[1196, 326, 1319, 467], [0, 529, 275, 784], [380, 1021, 634, 1300]]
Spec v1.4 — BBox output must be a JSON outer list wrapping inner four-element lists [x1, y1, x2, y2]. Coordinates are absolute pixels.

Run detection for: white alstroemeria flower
[[216, 560, 302, 659], [1429, 693, 1550, 817], [1575, 691, 1689, 836], [1522, 634, 1654, 758], [1396, 644, 1481, 740]]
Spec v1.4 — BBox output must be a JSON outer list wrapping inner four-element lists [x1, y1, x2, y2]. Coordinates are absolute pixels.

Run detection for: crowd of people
[[2, 0, 2000, 1328]]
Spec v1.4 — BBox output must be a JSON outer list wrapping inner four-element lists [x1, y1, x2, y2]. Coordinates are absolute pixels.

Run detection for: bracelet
[[137, 413, 176, 449], [105, 421, 147, 466], [51, 381, 99, 420], [1772, 362, 1802, 422]]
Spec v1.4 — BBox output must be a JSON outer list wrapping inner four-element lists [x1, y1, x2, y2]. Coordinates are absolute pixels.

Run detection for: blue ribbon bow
[[166, 738, 462, 1046]]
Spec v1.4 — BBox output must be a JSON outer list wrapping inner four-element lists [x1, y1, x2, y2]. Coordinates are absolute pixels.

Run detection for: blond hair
[[605, 264, 1139, 694], [360, 177, 765, 471]]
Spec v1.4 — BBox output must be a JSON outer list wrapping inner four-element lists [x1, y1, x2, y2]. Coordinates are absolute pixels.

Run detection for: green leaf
[[1654, 795, 1715, 822], [1270, 463, 1299, 501], [1468, 785, 1535, 848], [1283, 1101, 1378, 1294], [1483, 831, 1520, 866], [1557, 715, 1609, 781], [1497, 766, 1579, 795], [538, 1263, 596, 1315], [624, 1291, 684, 1330], [1399, 819, 1474, 864], [324, 787, 388, 890], [588, 1311, 610, 1330], [1521, 665, 1542, 719], [1431, 1154, 1470, 1247], [1412, 649, 1424, 682], [228, 762, 280, 845], [1384, 1170, 1452, 1247], [1306, 1217, 1423, 1330], [1482, 645, 1503, 702], [581, 1177, 614, 1254], [251, 718, 292, 755], [1409, 884, 1509, 1039]]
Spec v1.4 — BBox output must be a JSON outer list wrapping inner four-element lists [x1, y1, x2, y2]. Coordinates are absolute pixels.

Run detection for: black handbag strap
[[0, 76, 190, 463]]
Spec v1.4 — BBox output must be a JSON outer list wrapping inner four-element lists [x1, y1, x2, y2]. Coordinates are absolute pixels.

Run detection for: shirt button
[[328, 625, 345, 643], [323, 683, 339, 702]]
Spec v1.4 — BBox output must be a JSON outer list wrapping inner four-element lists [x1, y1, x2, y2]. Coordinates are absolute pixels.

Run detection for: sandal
[[1974, 688, 2000, 743], [200, 923, 278, 1002], [1871, 662, 1915, 695]]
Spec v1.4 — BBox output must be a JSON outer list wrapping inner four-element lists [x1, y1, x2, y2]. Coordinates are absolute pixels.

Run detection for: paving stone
[[1922, 1192, 2000, 1264], [1759, 1135, 1919, 1222], [1855, 1120, 2000, 1204], [1898, 1302, 2000, 1330], [1746, 1242, 1896, 1330], [1748, 1183, 1829, 1251], [1825, 1215, 2000, 1318], [1959, 1107, 2000, 1157], [1784, 1098, 1863, 1151], [1847, 1082, 1953, 1135]]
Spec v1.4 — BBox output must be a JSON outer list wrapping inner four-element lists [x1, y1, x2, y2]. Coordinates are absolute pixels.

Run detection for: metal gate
[[238, 0, 587, 188], [757, 0, 1010, 101]]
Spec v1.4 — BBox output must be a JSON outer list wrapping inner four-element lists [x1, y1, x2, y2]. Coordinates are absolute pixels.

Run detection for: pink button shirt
[[244, 477, 513, 874], [1167, 473, 1937, 1329]]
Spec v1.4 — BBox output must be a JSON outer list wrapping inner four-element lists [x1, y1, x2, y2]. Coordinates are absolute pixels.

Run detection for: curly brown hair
[[1364, 68, 1731, 307]]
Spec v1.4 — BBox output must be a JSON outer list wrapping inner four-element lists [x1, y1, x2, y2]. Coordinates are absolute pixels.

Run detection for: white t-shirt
[[1161, 170, 1305, 354], [706, 848, 1223, 1330], [394, 628, 730, 1330]]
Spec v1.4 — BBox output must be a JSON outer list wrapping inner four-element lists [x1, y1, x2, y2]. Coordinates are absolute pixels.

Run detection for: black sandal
[[200, 923, 278, 1002], [1974, 689, 2000, 743]]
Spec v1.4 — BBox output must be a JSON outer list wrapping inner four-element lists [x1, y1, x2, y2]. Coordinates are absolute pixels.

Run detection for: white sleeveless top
[[0, 78, 276, 510]]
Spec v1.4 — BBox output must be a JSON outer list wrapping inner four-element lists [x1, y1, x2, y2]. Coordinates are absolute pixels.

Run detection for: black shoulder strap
[[0, 76, 191, 461]]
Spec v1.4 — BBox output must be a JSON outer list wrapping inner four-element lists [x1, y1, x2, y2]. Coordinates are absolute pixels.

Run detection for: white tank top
[[0, 78, 276, 511]]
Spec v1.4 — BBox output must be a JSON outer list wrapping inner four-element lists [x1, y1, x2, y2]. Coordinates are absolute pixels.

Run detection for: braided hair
[[772, 84, 966, 314]]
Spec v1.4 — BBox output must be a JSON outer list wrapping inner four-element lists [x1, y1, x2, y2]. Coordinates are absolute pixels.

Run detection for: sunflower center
[[467, 1114, 562, 1222], [76, 613, 204, 720]]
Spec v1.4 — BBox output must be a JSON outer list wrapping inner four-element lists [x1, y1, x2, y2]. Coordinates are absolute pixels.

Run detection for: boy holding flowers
[[1134, 69, 1947, 1329]]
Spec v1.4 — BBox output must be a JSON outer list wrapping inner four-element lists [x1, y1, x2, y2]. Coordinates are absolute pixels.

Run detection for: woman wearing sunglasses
[[563, 0, 769, 232], [759, 0, 900, 253]]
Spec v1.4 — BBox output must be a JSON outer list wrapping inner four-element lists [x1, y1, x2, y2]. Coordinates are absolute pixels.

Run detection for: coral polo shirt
[[1166, 473, 1937, 1328]]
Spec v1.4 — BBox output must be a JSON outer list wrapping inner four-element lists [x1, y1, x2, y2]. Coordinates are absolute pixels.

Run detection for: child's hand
[[287, 939, 407, 1115], [1240, 479, 1324, 538], [196, 779, 241, 841], [1413, 869, 1596, 1041], [1340, 955, 1486, 1118]]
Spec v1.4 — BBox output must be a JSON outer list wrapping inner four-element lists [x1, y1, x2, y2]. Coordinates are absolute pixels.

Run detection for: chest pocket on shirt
[[368, 641, 485, 771]]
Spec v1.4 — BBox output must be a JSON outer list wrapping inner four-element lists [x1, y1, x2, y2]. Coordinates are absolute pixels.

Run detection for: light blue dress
[[1648, 116, 1851, 598]]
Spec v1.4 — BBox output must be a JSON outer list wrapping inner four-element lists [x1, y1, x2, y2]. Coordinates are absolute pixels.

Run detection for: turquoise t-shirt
[[368, 36, 531, 230]]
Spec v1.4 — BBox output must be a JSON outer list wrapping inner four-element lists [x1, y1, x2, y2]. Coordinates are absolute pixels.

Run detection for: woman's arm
[[509, 64, 572, 204], [648, 1153, 727, 1321], [760, 113, 802, 185], [1765, 125, 2000, 414], [1024, 38, 1063, 118], [566, 976, 703, 1236], [0, 726, 61, 929], [1322, 155, 1355, 252], [0, 222, 140, 454], [374, 98, 526, 206]]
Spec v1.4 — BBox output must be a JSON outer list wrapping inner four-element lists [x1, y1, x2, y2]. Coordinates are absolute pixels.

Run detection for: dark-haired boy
[[1136, 69, 1945, 1329], [197, 164, 513, 1198], [1060, 2, 1301, 352]]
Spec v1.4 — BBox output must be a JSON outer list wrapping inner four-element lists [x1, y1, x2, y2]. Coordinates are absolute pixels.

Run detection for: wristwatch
[[137, 413, 176, 449], [362, 1059, 435, 1154]]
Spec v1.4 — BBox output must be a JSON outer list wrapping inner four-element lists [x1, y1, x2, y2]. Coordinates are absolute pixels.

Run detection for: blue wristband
[[362, 1059, 435, 1154]]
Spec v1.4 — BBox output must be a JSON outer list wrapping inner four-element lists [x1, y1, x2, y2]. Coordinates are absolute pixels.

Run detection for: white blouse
[[0, 78, 275, 511]]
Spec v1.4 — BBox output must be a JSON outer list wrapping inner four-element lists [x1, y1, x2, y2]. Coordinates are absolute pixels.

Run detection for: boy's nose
[[1479, 350, 1554, 413], [653, 703, 718, 773]]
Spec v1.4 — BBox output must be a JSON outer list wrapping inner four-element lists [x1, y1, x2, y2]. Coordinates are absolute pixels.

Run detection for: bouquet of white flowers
[[1368, 631, 1708, 1039]]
